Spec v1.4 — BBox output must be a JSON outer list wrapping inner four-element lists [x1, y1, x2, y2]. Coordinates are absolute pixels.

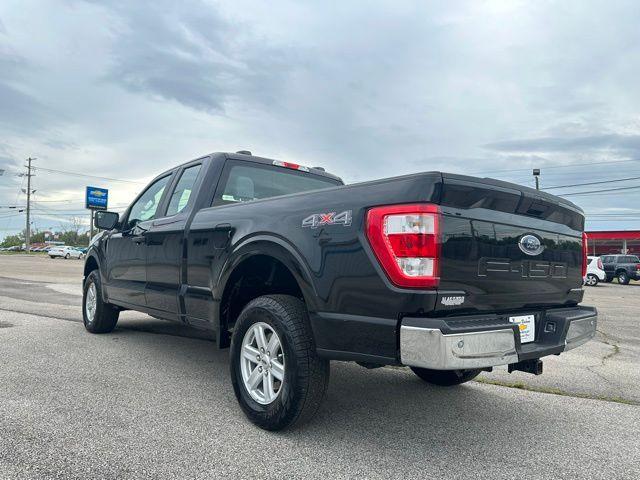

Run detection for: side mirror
[[94, 211, 119, 230]]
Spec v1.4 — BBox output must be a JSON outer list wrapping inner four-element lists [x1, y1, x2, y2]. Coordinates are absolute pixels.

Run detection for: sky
[[1, 0, 640, 239]]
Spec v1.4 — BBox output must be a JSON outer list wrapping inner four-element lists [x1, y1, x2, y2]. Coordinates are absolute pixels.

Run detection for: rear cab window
[[213, 161, 342, 206]]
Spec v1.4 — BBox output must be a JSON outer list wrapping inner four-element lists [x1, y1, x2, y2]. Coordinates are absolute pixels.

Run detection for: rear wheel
[[585, 274, 599, 286], [83, 270, 119, 333], [617, 271, 630, 285], [410, 367, 481, 386], [64, 253, 70, 259], [230, 295, 329, 431]]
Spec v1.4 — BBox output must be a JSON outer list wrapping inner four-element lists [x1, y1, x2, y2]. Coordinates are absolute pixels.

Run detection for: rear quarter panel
[[186, 172, 443, 360]]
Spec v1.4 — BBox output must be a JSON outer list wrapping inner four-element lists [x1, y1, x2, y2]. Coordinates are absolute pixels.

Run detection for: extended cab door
[[105, 173, 173, 308], [144, 162, 204, 316], [601, 256, 614, 277]]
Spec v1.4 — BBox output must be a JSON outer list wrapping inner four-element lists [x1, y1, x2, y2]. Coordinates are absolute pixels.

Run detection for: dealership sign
[[85, 186, 108, 210]]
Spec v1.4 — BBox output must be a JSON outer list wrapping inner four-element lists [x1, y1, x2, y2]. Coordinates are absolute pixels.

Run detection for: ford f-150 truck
[[84, 151, 597, 430]]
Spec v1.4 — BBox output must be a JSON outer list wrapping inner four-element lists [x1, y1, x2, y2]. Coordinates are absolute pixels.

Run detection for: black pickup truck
[[601, 254, 640, 284], [84, 151, 597, 430]]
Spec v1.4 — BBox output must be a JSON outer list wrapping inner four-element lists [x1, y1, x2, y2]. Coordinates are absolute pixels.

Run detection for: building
[[585, 230, 640, 256]]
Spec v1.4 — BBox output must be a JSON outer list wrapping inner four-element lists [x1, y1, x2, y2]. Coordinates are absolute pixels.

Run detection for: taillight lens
[[597, 258, 603, 270], [366, 204, 440, 288], [582, 233, 588, 277]]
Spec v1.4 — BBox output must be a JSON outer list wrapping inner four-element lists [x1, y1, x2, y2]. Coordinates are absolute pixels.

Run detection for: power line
[[33, 166, 145, 184], [544, 176, 640, 190], [558, 184, 640, 197], [470, 158, 640, 176]]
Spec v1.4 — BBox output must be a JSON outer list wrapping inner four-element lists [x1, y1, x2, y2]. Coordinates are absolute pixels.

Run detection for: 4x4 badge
[[302, 210, 352, 229]]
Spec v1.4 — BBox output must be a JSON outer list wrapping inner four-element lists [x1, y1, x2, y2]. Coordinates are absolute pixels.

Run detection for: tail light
[[597, 258, 603, 270], [582, 233, 588, 277], [366, 204, 440, 288]]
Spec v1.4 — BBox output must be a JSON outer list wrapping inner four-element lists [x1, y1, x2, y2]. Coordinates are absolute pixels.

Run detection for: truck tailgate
[[436, 173, 585, 313]]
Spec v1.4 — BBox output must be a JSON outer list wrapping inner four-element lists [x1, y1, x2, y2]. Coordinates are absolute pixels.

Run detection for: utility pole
[[24, 157, 36, 252], [533, 168, 540, 190], [89, 210, 94, 242]]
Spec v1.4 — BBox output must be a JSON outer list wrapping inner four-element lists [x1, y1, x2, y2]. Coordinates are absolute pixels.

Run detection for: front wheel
[[585, 274, 599, 286], [64, 253, 70, 259], [410, 367, 481, 386], [83, 270, 119, 333], [230, 295, 330, 431], [618, 271, 630, 285]]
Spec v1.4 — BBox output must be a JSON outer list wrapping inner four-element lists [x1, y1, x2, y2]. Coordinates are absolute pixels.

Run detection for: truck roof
[[165, 151, 343, 184]]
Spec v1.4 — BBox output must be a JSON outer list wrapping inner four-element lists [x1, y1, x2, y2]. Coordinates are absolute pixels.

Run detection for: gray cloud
[[484, 135, 640, 154], [98, 0, 294, 113], [1, 0, 640, 236]]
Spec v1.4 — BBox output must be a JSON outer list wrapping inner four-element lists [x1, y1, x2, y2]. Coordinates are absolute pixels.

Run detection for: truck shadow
[[67, 320, 637, 478], [104, 319, 598, 457]]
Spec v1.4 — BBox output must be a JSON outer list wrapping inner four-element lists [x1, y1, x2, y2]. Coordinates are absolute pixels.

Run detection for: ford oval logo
[[518, 234, 544, 256]]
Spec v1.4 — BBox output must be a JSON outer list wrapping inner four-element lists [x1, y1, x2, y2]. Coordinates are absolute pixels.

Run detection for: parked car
[[83, 151, 596, 431], [601, 254, 640, 284], [49, 246, 84, 259], [584, 256, 605, 286]]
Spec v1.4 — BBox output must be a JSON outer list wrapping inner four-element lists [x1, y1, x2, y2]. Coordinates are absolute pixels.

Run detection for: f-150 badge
[[302, 210, 352, 229]]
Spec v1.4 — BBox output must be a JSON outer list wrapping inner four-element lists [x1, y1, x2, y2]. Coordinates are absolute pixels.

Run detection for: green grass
[[475, 377, 638, 406]]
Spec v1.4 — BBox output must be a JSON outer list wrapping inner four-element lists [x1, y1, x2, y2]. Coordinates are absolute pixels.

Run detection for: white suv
[[584, 256, 605, 286]]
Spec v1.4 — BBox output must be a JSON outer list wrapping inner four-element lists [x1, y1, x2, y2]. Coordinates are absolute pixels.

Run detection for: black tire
[[82, 270, 119, 333], [586, 274, 599, 286], [617, 271, 630, 285], [49, 255, 55, 259], [410, 367, 481, 386], [64, 253, 70, 259], [230, 295, 330, 431]]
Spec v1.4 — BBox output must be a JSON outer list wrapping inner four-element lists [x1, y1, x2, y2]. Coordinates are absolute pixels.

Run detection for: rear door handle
[[213, 223, 233, 249], [132, 235, 147, 245]]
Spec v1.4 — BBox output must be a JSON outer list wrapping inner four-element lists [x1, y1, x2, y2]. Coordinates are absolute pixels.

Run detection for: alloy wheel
[[240, 322, 285, 405], [85, 282, 97, 323]]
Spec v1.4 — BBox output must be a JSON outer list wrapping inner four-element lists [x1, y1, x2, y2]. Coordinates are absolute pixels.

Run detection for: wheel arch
[[83, 253, 100, 278], [215, 236, 318, 348]]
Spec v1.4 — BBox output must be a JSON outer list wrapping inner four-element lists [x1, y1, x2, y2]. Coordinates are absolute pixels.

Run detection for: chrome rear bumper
[[400, 307, 597, 370]]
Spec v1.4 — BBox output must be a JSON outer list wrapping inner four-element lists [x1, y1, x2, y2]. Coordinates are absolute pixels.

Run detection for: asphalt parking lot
[[1, 254, 639, 479]]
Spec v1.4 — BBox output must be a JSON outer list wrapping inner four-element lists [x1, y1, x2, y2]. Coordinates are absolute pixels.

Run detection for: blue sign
[[86, 186, 108, 210]]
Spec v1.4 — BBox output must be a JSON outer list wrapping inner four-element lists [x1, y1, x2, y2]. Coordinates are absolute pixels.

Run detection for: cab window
[[127, 174, 172, 227], [166, 164, 202, 216], [214, 162, 341, 205]]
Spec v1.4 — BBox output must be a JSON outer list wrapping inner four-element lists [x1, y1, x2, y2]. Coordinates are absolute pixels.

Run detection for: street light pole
[[533, 168, 540, 190]]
